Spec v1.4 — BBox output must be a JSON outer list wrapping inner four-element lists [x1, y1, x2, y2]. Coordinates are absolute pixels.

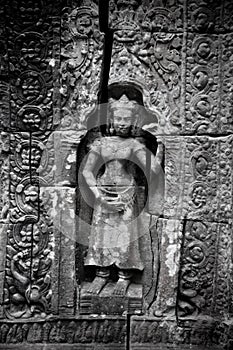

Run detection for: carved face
[[112, 109, 133, 136]]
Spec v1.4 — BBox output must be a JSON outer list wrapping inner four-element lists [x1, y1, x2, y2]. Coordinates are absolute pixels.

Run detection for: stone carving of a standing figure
[[80, 85, 163, 296]]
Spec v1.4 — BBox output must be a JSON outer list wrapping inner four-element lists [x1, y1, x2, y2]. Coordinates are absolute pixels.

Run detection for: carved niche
[[75, 81, 164, 315]]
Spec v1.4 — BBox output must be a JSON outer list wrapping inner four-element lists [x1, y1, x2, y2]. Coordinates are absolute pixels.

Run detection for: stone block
[[150, 218, 183, 317], [220, 33, 233, 134], [9, 132, 39, 224], [80, 281, 142, 315], [0, 317, 127, 349], [184, 33, 220, 134], [109, 31, 184, 135], [36, 130, 85, 186], [163, 135, 233, 223], [0, 132, 9, 223], [223, 0, 233, 31], [178, 219, 232, 319], [5, 6, 60, 132], [60, 2, 104, 131], [0, 224, 7, 318], [130, 316, 224, 349], [187, 0, 222, 33], [3, 218, 53, 319], [109, 0, 184, 33], [0, 81, 10, 130], [40, 187, 76, 315]]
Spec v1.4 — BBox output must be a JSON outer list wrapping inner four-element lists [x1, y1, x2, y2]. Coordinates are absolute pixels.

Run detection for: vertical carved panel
[[222, 0, 233, 32], [179, 220, 218, 317], [163, 136, 185, 219], [3, 0, 61, 318], [37, 129, 83, 315], [61, 0, 104, 130], [4, 132, 43, 318], [214, 222, 232, 317], [0, 224, 8, 317], [152, 218, 183, 317], [0, 132, 10, 223], [220, 33, 233, 134], [0, 1, 10, 131], [181, 136, 232, 222], [184, 34, 220, 134], [179, 220, 232, 319], [6, 1, 60, 131], [40, 187, 76, 315]]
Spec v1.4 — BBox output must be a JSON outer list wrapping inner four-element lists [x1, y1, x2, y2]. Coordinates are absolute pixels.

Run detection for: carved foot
[[113, 278, 130, 297], [87, 276, 108, 295]]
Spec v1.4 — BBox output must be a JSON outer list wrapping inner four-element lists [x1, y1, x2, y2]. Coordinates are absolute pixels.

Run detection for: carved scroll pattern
[[178, 220, 218, 317], [183, 137, 233, 222], [185, 33, 220, 134], [0, 133, 9, 222], [187, 0, 222, 33], [60, 2, 104, 130], [3, 0, 60, 318], [109, 0, 183, 134], [178, 136, 233, 317], [163, 136, 233, 222], [220, 33, 233, 134], [0, 3, 10, 130], [223, 0, 233, 31], [179, 220, 232, 318]]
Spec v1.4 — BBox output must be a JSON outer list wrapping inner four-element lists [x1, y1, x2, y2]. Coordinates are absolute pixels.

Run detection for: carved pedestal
[[80, 282, 142, 315]]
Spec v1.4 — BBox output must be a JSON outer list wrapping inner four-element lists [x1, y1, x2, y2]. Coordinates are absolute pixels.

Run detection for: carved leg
[[87, 267, 109, 295], [113, 270, 132, 296]]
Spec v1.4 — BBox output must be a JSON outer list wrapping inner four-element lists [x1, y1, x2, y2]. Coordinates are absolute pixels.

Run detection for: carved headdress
[[109, 94, 138, 113], [86, 82, 158, 136]]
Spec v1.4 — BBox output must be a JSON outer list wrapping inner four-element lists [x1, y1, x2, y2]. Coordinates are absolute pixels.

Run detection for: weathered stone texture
[[130, 316, 229, 349], [179, 220, 232, 319], [163, 135, 233, 222], [151, 218, 183, 317], [40, 187, 76, 315], [0, 0, 233, 349], [0, 317, 127, 349], [61, 1, 104, 131]]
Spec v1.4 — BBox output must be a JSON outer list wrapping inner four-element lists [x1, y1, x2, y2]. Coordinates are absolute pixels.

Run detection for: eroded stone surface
[[0, 317, 127, 349], [151, 218, 183, 317], [0, 224, 8, 318], [40, 187, 76, 316], [61, 1, 104, 131], [130, 316, 229, 349], [163, 135, 233, 222], [0, 0, 233, 348], [0, 132, 9, 223], [178, 220, 232, 319]]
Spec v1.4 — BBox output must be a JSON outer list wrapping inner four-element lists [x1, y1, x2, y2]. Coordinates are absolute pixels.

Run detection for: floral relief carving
[[0, 2, 232, 346], [61, 3, 104, 130], [2, 0, 59, 318]]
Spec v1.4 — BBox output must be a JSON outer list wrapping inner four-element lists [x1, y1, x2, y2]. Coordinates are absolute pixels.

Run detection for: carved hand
[[98, 196, 125, 212]]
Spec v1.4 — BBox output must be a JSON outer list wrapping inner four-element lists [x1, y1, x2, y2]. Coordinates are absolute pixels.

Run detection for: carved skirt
[[84, 184, 144, 271]]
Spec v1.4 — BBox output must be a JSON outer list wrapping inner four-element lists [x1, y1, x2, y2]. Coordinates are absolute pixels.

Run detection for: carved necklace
[[104, 137, 131, 154]]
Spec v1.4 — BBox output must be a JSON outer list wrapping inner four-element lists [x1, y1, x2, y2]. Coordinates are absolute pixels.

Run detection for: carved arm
[[134, 140, 164, 175], [82, 150, 101, 199]]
